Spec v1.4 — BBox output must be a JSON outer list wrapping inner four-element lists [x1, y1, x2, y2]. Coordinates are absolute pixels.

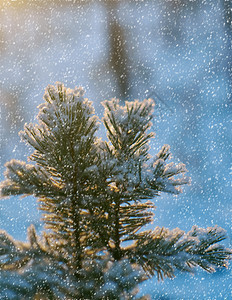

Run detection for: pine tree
[[0, 83, 231, 299]]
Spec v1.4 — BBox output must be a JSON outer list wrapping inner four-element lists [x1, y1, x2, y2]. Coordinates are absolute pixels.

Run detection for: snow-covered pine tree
[[0, 83, 231, 299]]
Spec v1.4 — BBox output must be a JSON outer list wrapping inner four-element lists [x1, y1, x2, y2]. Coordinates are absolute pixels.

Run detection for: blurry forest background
[[0, 0, 232, 298]]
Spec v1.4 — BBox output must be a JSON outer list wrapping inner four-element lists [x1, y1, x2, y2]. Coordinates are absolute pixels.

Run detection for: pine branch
[[145, 145, 190, 195], [99, 98, 191, 264], [0, 226, 70, 299], [127, 226, 231, 280], [102, 98, 155, 161], [0, 160, 65, 198]]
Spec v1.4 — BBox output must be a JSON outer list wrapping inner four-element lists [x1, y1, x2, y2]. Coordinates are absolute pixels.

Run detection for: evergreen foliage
[[0, 83, 231, 299]]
